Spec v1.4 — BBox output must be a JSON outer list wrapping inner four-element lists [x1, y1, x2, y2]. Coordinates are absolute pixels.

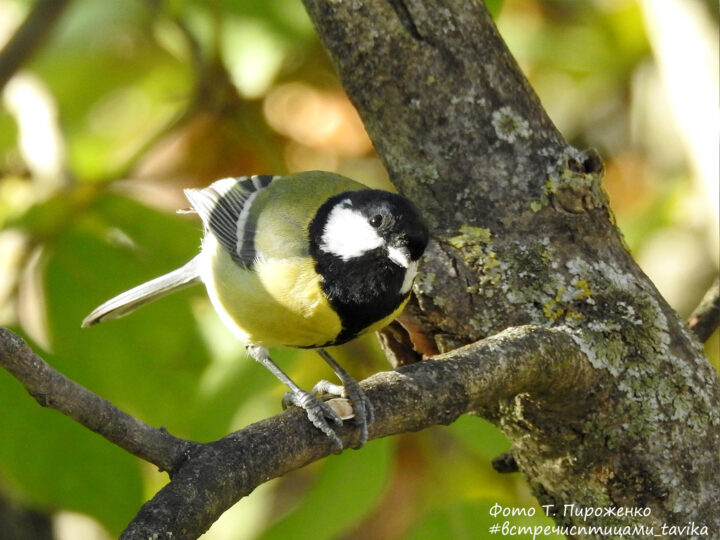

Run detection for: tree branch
[[0, 327, 198, 474], [121, 325, 593, 539], [0, 0, 72, 92], [0, 325, 595, 539], [688, 276, 720, 343]]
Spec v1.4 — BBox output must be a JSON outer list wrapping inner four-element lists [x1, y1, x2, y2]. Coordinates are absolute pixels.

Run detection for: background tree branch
[[688, 276, 720, 343], [0, 0, 72, 92], [0, 328, 197, 474]]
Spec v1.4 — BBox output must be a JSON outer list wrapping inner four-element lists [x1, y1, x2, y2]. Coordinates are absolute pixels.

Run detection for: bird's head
[[310, 189, 428, 271]]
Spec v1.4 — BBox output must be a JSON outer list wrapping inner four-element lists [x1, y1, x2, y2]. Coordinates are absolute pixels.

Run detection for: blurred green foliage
[[0, 0, 717, 538]]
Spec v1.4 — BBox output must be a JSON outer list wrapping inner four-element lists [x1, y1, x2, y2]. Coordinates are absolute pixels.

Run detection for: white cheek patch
[[400, 260, 418, 295], [320, 203, 384, 260]]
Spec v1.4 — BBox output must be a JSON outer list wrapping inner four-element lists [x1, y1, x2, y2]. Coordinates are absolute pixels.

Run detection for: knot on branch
[[544, 148, 607, 214]]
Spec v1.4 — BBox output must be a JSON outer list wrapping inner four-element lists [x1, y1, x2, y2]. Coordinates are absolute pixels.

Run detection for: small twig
[[0, 328, 198, 474], [0, 0, 72, 92], [688, 277, 720, 343], [100, 1, 238, 183], [143, 0, 204, 72], [491, 451, 519, 474]]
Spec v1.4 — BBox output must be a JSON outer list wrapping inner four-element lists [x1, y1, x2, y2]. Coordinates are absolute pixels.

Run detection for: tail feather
[[81, 256, 202, 328]]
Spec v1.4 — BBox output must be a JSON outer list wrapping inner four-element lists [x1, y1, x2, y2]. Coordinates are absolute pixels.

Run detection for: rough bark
[[302, 0, 720, 534]]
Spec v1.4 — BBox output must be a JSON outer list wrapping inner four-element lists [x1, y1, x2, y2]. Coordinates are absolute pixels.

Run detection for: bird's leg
[[246, 345, 343, 450], [313, 348, 375, 447]]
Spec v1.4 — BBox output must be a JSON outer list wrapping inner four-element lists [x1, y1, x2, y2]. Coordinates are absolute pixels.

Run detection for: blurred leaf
[[484, 0, 505, 18], [221, 16, 289, 99], [40, 192, 245, 439], [0, 348, 143, 535], [421, 422, 528, 510], [194, 0, 315, 42], [260, 437, 393, 540], [406, 501, 562, 540], [447, 415, 511, 460], [614, 180, 686, 255], [0, 110, 18, 154], [5, 184, 97, 236], [27, 1, 193, 180]]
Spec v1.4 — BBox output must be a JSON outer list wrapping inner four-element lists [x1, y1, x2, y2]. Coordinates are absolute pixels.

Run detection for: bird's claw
[[282, 389, 344, 450], [313, 379, 374, 448]]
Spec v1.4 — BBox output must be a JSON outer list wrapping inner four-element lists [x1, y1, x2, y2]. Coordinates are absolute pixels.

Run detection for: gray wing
[[184, 175, 278, 267]]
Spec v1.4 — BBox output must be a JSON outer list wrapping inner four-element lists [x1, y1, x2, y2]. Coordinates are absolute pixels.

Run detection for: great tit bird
[[82, 171, 428, 448]]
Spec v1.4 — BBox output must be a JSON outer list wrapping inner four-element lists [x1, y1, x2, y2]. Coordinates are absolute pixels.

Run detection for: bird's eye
[[369, 214, 383, 228]]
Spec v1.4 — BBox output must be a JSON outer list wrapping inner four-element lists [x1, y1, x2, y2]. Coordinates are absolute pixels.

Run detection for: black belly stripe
[[329, 291, 409, 346], [305, 187, 426, 348], [314, 253, 408, 346]]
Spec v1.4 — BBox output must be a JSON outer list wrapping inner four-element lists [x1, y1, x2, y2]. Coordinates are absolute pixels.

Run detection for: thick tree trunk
[[302, 0, 720, 534]]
